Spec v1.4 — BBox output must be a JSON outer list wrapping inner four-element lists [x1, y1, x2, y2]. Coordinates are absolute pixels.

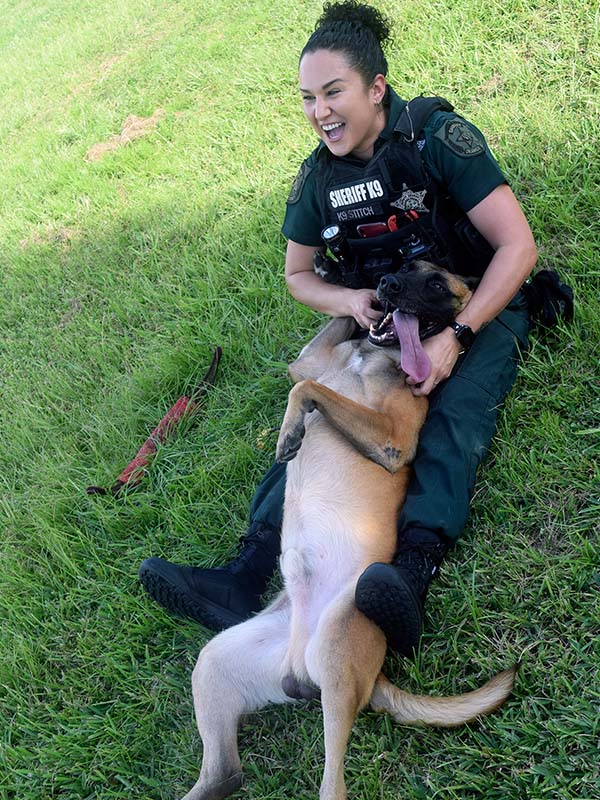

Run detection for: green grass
[[1, 0, 599, 798]]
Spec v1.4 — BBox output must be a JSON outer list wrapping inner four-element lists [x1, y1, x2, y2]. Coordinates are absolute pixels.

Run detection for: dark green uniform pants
[[247, 291, 530, 545]]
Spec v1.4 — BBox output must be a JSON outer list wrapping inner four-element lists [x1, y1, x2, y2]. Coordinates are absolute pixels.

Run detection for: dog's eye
[[429, 281, 447, 293]]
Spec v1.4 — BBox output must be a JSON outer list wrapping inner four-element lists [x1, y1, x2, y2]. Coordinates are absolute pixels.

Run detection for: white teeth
[[369, 312, 392, 334], [369, 312, 395, 342], [322, 122, 344, 131]]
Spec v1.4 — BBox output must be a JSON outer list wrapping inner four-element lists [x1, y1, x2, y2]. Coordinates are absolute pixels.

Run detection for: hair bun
[[316, 1, 392, 47]]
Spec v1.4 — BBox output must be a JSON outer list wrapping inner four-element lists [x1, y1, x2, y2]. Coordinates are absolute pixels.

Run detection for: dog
[[180, 262, 517, 800]]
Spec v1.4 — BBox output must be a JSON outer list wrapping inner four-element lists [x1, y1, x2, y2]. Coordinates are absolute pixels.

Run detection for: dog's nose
[[378, 273, 401, 293]]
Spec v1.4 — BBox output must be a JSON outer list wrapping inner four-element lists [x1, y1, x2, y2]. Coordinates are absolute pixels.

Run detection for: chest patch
[[346, 350, 364, 371], [434, 119, 485, 157], [328, 179, 384, 209]]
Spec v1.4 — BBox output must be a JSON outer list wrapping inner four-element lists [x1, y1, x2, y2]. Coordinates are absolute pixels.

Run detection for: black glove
[[313, 250, 345, 285], [522, 269, 574, 328]]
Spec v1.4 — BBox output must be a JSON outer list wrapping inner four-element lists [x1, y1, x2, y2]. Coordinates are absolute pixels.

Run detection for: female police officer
[[139, 1, 537, 657]]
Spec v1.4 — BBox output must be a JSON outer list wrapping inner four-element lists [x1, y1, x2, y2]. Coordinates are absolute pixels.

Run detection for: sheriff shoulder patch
[[287, 161, 313, 204], [434, 119, 485, 158]]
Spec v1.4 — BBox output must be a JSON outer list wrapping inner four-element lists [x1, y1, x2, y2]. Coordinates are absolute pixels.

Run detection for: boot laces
[[227, 524, 279, 581], [393, 541, 447, 594], [398, 544, 437, 577]]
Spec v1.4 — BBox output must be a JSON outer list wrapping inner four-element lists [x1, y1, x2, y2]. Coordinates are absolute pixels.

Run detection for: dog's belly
[[282, 415, 404, 553], [280, 539, 354, 638], [280, 415, 406, 665]]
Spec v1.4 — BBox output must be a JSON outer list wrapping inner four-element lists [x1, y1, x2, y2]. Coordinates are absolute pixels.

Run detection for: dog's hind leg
[[305, 592, 387, 800], [181, 594, 292, 800]]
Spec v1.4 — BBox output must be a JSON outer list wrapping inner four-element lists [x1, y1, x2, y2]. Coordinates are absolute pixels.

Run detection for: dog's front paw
[[276, 422, 306, 463]]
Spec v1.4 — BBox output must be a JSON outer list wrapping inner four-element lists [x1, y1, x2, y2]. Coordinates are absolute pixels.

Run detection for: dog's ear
[[462, 275, 481, 290]]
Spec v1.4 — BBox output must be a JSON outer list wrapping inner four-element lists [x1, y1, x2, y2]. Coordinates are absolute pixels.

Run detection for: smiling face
[[299, 49, 387, 161]]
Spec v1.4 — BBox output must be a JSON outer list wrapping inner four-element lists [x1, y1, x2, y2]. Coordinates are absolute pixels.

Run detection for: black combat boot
[[354, 528, 449, 658], [138, 522, 281, 630]]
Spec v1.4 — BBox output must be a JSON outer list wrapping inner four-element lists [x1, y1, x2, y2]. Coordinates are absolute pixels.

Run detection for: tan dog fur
[[181, 266, 516, 800]]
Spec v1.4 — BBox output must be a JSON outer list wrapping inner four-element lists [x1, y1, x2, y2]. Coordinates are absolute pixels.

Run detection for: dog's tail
[[370, 665, 518, 727]]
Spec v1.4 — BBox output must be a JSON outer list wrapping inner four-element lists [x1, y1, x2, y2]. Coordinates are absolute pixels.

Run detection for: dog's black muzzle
[[370, 269, 459, 345]]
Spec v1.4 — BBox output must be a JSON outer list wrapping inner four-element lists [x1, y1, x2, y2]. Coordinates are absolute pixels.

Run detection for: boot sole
[[139, 566, 247, 632], [355, 564, 424, 658]]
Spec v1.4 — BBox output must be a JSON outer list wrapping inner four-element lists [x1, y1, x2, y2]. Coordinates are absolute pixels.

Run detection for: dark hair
[[300, 1, 392, 85]]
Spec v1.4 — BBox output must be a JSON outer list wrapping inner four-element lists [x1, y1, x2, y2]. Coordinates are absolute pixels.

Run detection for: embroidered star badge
[[391, 184, 429, 214]]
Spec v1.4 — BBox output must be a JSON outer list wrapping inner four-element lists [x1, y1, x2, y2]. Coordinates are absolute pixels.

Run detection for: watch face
[[452, 322, 475, 349]]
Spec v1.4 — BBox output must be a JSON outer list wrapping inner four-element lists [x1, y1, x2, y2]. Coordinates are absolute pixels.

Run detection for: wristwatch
[[449, 321, 476, 352]]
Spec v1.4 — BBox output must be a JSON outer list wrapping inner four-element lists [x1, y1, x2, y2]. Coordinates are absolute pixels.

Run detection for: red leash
[[87, 346, 222, 496]]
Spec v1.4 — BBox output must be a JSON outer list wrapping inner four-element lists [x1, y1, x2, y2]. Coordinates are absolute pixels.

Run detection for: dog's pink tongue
[[393, 310, 431, 383]]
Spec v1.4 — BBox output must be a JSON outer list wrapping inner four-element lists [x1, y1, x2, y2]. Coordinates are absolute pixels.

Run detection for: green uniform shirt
[[282, 87, 507, 247]]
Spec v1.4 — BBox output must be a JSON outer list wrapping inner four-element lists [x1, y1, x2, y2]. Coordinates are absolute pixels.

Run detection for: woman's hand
[[285, 240, 382, 328], [406, 327, 462, 396], [344, 288, 381, 329]]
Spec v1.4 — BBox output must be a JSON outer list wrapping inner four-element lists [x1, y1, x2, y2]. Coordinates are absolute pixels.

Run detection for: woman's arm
[[285, 240, 381, 329], [456, 183, 538, 331], [409, 184, 537, 396]]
